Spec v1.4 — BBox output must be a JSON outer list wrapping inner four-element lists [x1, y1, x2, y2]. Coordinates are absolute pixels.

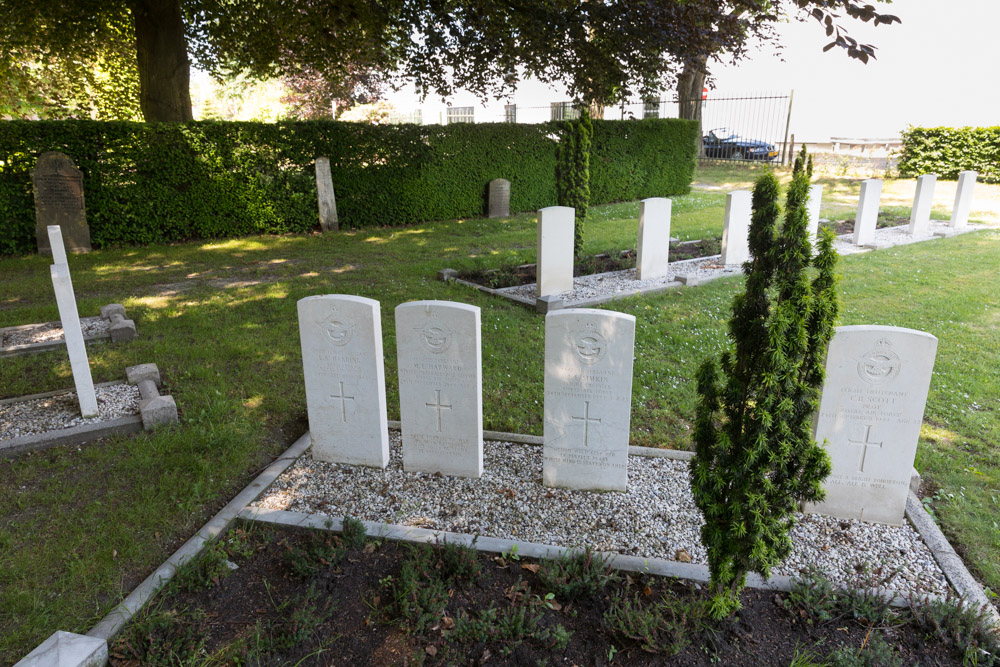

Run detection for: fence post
[[780, 89, 794, 165]]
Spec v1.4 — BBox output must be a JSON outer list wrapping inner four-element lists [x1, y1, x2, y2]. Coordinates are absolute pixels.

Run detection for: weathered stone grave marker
[[806, 185, 823, 242], [806, 325, 938, 525], [297, 294, 389, 467], [635, 197, 671, 280], [853, 178, 882, 246], [908, 174, 937, 235], [32, 152, 91, 255], [49, 261, 99, 418], [949, 170, 977, 229], [396, 301, 483, 477], [543, 309, 636, 491], [720, 190, 752, 265], [488, 178, 511, 218], [536, 206, 575, 297], [315, 157, 339, 232]]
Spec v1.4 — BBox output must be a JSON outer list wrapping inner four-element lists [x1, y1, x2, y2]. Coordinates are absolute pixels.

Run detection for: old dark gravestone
[[32, 152, 91, 255], [488, 178, 511, 218]]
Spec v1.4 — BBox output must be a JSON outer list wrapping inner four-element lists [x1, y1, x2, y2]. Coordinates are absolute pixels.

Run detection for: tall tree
[[0, 0, 900, 122]]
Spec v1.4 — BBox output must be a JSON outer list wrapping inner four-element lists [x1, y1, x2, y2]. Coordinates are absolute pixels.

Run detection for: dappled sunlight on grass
[[200, 238, 273, 252]]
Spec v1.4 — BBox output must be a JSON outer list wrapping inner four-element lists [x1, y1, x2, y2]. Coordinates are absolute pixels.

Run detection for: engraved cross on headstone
[[848, 424, 883, 473], [330, 381, 355, 423], [571, 400, 602, 447], [425, 389, 452, 432]]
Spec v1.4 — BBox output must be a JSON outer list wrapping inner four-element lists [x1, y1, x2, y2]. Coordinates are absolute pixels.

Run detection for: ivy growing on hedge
[[0, 118, 698, 255], [899, 126, 1000, 184]]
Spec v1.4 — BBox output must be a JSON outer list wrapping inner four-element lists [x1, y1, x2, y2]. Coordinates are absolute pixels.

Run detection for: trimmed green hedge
[[899, 126, 1000, 184], [0, 118, 697, 255]]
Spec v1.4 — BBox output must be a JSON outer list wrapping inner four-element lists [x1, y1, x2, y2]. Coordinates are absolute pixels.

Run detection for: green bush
[[898, 126, 1000, 184], [0, 118, 697, 255]]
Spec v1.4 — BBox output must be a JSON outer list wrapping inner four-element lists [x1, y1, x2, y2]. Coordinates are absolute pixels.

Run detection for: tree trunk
[[132, 0, 192, 122], [587, 100, 605, 119], [677, 60, 707, 156]]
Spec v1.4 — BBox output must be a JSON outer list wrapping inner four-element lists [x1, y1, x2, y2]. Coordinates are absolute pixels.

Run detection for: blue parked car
[[703, 128, 779, 161]]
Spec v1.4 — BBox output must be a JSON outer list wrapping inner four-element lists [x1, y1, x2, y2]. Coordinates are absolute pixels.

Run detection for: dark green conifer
[[690, 165, 839, 619], [555, 107, 592, 257]]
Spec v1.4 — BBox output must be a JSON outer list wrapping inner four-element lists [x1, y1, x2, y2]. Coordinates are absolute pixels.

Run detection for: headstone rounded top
[[33, 151, 82, 174], [835, 324, 938, 343], [539, 205, 575, 214], [546, 308, 636, 325], [297, 294, 380, 308], [395, 299, 481, 315]]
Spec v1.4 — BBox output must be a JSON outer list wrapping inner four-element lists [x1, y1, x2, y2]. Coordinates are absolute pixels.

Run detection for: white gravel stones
[[498, 256, 741, 303], [832, 221, 985, 256], [0, 384, 141, 441], [253, 433, 950, 597], [0, 316, 108, 348]]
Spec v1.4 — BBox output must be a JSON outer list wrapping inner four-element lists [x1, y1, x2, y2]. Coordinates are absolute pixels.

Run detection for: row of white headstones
[[299, 295, 937, 527], [535, 170, 979, 298], [45, 225, 100, 418]]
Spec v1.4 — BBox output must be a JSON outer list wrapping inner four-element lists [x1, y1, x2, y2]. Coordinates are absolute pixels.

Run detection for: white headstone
[[635, 197, 671, 280], [908, 174, 937, 236], [297, 294, 389, 467], [720, 190, 752, 265], [536, 206, 575, 297], [806, 184, 823, 242], [315, 157, 339, 232], [49, 264, 98, 417], [543, 309, 636, 491], [47, 225, 68, 266], [806, 325, 938, 526], [949, 170, 977, 229], [852, 179, 882, 246], [395, 300, 483, 478]]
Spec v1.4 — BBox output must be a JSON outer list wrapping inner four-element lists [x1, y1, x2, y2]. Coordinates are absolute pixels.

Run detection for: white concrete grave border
[[22, 425, 992, 665], [0, 364, 179, 458], [0, 304, 138, 358]]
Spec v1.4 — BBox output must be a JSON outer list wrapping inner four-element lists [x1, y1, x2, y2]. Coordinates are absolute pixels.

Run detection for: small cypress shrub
[[556, 107, 593, 257], [690, 165, 839, 619]]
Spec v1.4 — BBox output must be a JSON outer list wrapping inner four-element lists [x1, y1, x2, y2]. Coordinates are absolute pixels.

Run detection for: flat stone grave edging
[[0, 381, 142, 457], [0, 304, 137, 358], [0, 362, 179, 457], [832, 220, 987, 255], [250, 428, 998, 623], [24, 428, 987, 665], [440, 254, 741, 313]]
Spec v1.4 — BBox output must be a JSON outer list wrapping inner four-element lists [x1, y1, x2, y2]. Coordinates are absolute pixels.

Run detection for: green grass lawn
[[1, 164, 998, 661]]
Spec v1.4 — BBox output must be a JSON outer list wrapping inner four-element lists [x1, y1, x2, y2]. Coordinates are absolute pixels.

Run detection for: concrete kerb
[[0, 382, 143, 458], [85, 432, 313, 644], [0, 305, 137, 358], [51, 426, 992, 665]]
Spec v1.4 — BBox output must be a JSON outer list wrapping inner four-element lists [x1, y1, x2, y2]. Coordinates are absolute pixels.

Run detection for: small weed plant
[[826, 632, 901, 667], [341, 515, 367, 550], [283, 529, 344, 578], [536, 546, 616, 601], [603, 590, 708, 655], [909, 592, 1000, 666]]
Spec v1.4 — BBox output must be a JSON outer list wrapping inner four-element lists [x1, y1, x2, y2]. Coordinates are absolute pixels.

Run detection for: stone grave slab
[[908, 174, 936, 235], [315, 157, 339, 232], [488, 178, 511, 218], [806, 184, 823, 242], [720, 190, 752, 265], [33, 152, 91, 255], [536, 206, 575, 297], [543, 308, 636, 491], [50, 263, 98, 417], [852, 179, 882, 246], [949, 170, 977, 229], [297, 294, 389, 467], [636, 197, 671, 280], [806, 325, 938, 526], [396, 300, 483, 477]]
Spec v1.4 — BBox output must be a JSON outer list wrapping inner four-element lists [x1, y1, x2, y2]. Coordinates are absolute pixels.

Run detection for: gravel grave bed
[[253, 432, 950, 598], [832, 220, 986, 256], [0, 384, 141, 441], [0, 316, 108, 348], [496, 255, 742, 302]]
